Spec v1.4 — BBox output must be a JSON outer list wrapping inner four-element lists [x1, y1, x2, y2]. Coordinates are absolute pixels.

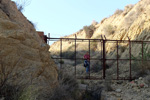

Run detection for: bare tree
[[15, 0, 32, 12]]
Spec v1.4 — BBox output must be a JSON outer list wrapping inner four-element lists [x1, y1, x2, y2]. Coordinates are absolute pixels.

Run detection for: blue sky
[[12, 0, 139, 37]]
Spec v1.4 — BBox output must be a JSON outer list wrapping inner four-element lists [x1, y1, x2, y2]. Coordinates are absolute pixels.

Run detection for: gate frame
[[47, 33, 150, 80]]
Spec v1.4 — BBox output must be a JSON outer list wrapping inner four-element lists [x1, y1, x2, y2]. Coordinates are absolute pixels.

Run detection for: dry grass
[[46, 70, 80, 100], [132, 44, 150, 77], [103, 24, 115, 36], [144, 75, 150, 87], [0, 60, 33, 100], [114, 9, 123, 15], [15, 0, 31, 12], [83, 25, 95, 38]]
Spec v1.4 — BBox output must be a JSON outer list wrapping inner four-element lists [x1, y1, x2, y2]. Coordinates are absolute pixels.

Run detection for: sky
[[12, 0, 140, 38]]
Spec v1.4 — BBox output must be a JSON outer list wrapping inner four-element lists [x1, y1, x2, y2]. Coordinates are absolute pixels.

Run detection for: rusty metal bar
[[48, 33, 50, 44], [103, 40, 106, 79], [104, 35, 107, 40], [101, 39, 103, 78], [89, 39, 91, 78], [117, 41, 119, 79], [48, 37, 150, 43], [75, 35, 77, 78], [51, 57, 150, 61], [48, 37, 150, 42], [142, 41, 144, 72], [101, 35, 103, 40], [60, 39, 62, 68], [60, 39, 62, 69], [129, 38, 132, 80]]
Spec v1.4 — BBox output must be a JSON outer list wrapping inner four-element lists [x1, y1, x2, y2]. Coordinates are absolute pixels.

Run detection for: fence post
[[128, 37, 132, 80], [117, 41, 119, 80], [75, 35, 77, 78], [142, 41, 144, 72], [103, 39, 106, 79], [89, 39, 91, 79], [48, 33, 50, 44], [60, 39, 62, 69]]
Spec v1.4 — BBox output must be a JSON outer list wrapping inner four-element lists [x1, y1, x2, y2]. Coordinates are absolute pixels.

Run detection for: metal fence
[[47, 34, 150, 80]]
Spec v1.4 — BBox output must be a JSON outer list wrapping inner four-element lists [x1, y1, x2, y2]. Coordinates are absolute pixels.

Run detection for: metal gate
[[46, 34, 150, 80]]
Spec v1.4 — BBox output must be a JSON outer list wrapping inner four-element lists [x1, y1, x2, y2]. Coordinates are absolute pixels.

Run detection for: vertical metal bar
[[75, 35, 77, 78], [48, 33, 50, 37], [60, 39, 62, 69], [103, 40, 106, 79], [129, 40, 132, 80], [101, 39, 103, 79], [48, 33, 50, 44], [117, 41, 119, 80], [89, 39, 90, 79], [142, 41, 144, 72]]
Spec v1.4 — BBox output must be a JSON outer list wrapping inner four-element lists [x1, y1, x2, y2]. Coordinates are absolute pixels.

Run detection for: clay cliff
[[0, 0, 58, 99]]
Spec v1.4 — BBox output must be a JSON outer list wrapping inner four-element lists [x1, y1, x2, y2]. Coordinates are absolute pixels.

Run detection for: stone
[[116, 94, 121, 97], [144, 84, 149, 88], [116, 89, 122, 93], [117, 81, 123, 84], [139, 77, 143, 80], [79, 84, 87, 90]]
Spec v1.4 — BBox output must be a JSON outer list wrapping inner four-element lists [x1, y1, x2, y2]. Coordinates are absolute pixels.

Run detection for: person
[[83, 52, 90, 74]]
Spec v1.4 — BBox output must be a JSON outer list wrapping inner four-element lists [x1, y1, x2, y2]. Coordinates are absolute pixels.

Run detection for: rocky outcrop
[[50, 0, 150, 64], [0, 0, 58, 99]]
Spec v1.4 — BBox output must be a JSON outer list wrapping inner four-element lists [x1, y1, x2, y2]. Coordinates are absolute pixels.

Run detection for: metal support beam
[[117, 41, 119, 79], [89, 39, 91, 78], [103, 40, 106, 79], [75, 35, 77, 78]]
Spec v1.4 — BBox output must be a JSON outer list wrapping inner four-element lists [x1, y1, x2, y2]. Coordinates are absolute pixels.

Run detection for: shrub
[[114, 9, 123, 15], [15, 0, 31, 12], [83, 25, 95, 38], [91, 61, 102, 73], [91, 20, 98, 25], [48, 70, 79, 100], [132, 44, 150, 76], [59, 60, 64, 64], [123, 11, 136, 28], [62, 51, 75, 59], [103, 24, 115, 36], [144, 75, 150, 87], [90, 42, 98, 51], [28, 20, 36, 29], [119, 45, 126, 53], [104, 79, 113, 91], [0, 60, 32, 100], [104, 70, 113, 91], [124, 4, 134, 12]]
